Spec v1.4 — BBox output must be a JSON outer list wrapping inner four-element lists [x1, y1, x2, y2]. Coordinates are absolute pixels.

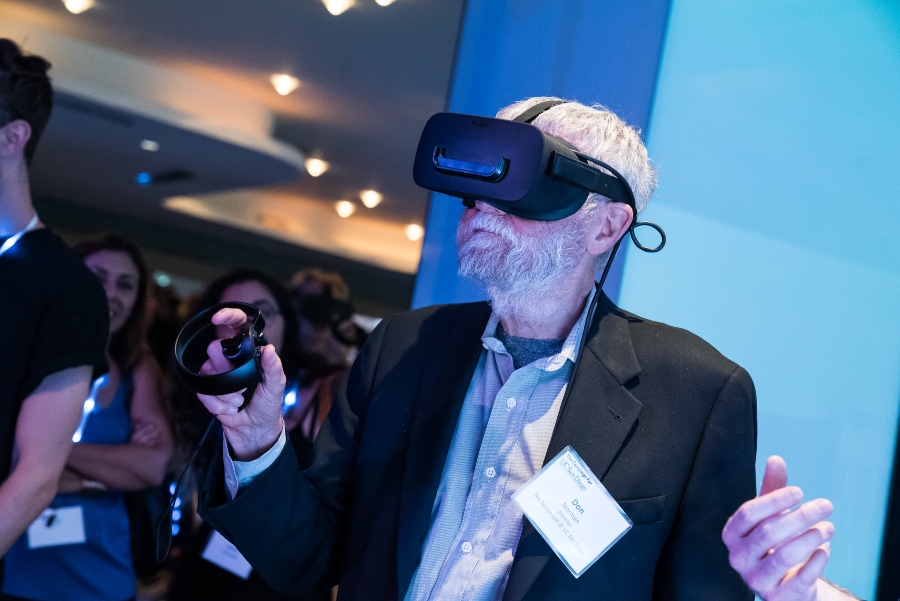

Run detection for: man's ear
[[585, 201, 633, 257], [0, 120, 32, 159]]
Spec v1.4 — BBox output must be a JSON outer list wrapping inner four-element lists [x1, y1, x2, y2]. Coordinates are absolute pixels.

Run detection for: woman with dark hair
[[2, 234, 173, 601], [167, 269, 329, 601]]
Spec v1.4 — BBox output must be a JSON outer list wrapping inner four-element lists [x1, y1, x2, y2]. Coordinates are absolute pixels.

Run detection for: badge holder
[[27, 507, 86, 549], [513, 446, 632, 577]]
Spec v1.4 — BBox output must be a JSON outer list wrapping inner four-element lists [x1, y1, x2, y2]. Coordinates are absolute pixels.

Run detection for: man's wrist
[[225, 419, 284, 461]]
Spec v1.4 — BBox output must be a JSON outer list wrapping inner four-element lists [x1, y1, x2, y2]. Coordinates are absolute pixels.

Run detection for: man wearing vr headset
[[0, 40, 109, 565], [196, 98, 854, 601]]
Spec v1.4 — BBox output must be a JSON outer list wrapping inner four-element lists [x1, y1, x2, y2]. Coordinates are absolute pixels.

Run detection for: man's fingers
[[760, 455, 788, 496], [723, 486, 803, 543], [257, 345, 287, 403], [197, 390, 246, 416], [737, 499, 833, 566], [211, 307, 250, 328], [203, 340, 235, 375], [742, 522, 834, 592], [774, 546, 830, 599]]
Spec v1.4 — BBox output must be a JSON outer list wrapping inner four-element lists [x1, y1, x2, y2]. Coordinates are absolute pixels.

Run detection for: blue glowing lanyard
[[0, 213, 40, 258]]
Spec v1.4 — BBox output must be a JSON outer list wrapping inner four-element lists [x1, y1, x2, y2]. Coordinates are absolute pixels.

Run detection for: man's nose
[[474, 200, 506, 216]]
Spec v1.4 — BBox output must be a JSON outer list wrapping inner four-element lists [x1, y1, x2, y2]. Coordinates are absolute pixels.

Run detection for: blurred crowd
[[0, 35, 373, 601], [16, 236, 369, 601]]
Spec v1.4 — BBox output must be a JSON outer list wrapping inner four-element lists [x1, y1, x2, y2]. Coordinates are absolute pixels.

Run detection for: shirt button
[[461, 541, 472, 554], [485, 467, 496, 479], [507, 397, 517, 409]]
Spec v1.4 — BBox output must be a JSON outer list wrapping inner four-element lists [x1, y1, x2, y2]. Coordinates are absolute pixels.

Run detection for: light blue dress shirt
[[404, 288, 594, 601]]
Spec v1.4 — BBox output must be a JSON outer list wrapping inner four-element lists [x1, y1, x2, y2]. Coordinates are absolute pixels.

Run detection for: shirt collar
[[481, 285, 597, 373]]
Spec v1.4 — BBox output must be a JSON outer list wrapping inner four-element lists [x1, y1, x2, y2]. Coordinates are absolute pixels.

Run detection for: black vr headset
[[174, 302, 269, 399], [413, 99, 665, 253]]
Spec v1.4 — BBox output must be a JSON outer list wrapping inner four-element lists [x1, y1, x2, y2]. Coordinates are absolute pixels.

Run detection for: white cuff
[[222, 424, 287, 500]]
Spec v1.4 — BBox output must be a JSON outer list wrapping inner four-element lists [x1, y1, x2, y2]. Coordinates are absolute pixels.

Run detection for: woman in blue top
[[2, 234, 173, 601]]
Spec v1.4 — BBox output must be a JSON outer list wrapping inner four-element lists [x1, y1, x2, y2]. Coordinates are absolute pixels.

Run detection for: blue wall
[[411, 0, 900, 597], [411, 0, 671, 308], [619, 0, 900, 596]]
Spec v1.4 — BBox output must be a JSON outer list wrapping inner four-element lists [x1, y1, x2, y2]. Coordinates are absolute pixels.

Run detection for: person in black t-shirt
[[0, 39, 108, 560]]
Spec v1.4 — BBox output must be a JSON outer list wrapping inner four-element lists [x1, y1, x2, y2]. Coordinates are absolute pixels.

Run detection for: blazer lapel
[[503, 294, 643, 601], [395, 303, 491, 596]]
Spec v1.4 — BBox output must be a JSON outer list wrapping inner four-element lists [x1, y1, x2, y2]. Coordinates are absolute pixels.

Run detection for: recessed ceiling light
[[359, 190, 383, 208], [140, 139, 160, 152], [322, 0, 355, 15], [335, 201, 357, 218], [62, 0, 95, 14], [270, 74, 300, 96], [305, 158, 329, 177], [405, 224, 424, 241], [375, 0, 396, 5]]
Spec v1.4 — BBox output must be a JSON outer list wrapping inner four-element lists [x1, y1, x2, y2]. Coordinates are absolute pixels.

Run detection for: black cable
[[571, 149, 666, 254], [155, 415, 218, 564]]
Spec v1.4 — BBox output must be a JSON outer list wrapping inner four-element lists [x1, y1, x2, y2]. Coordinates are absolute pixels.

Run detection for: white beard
[[457, 211, 587, 323]]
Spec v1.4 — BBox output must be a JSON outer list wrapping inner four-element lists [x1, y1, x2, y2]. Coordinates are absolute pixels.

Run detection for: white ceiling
[[0, 0, 467, 275]]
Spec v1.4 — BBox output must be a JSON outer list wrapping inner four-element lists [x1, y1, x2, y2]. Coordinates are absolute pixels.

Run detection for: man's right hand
[[196, 307, 286, 461]]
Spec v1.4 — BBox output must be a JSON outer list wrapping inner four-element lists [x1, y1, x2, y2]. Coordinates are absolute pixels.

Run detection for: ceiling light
[[405, 224, 424, 242], [335, 201, 357, 218], [359, 190, 383, 208], [304, 158, 329, 177], [153, 271, 172, 288], [322, 0, 355, 15], [62, 0, 95, 14], [375, 0, 397, 5], [140, 139, 160, 152], [270, 73, 300, 96]]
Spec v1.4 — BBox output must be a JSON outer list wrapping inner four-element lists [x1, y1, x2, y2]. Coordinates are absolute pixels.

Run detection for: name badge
[[202, 530, 253, 579], [513, 446, 632, 577], [27, 507, 86, 549]]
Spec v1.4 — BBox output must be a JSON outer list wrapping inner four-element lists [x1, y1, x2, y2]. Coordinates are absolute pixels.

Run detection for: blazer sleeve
[[197, 316, 389, 594], [653, 365, 758, 600]]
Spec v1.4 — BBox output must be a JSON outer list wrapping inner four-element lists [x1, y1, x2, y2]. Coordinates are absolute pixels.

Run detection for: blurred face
[[457, 201, 588, 292], [83, 250, 140, 335], [220, 280, 285, 354]]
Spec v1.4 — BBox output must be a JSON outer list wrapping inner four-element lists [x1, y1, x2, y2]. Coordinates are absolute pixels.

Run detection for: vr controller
[[173, 302, 269, 402]]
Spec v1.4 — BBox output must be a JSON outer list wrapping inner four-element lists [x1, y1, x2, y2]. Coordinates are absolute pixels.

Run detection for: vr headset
[[174, 302, 269, 400], [413, 100, 664, 253]]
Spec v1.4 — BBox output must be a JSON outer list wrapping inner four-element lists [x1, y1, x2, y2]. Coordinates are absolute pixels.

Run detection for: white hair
[[456, 98, 658, 320], [495, 97, 658, 216]]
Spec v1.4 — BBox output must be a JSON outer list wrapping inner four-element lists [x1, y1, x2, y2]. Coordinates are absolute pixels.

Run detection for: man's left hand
[[722, 456, 835, 601]]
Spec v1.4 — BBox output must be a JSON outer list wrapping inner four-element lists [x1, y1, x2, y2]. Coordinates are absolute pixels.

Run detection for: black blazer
[[200, 294, 756, 600]]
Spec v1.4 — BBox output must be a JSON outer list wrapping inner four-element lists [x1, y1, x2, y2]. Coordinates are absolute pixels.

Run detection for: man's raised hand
[[722, 456, 835, 601], [195, 307, 285, 461]]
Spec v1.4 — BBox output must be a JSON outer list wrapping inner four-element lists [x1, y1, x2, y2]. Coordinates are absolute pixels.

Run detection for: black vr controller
[[173, 302, 269, 402], [413, 99, 665, 253]]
